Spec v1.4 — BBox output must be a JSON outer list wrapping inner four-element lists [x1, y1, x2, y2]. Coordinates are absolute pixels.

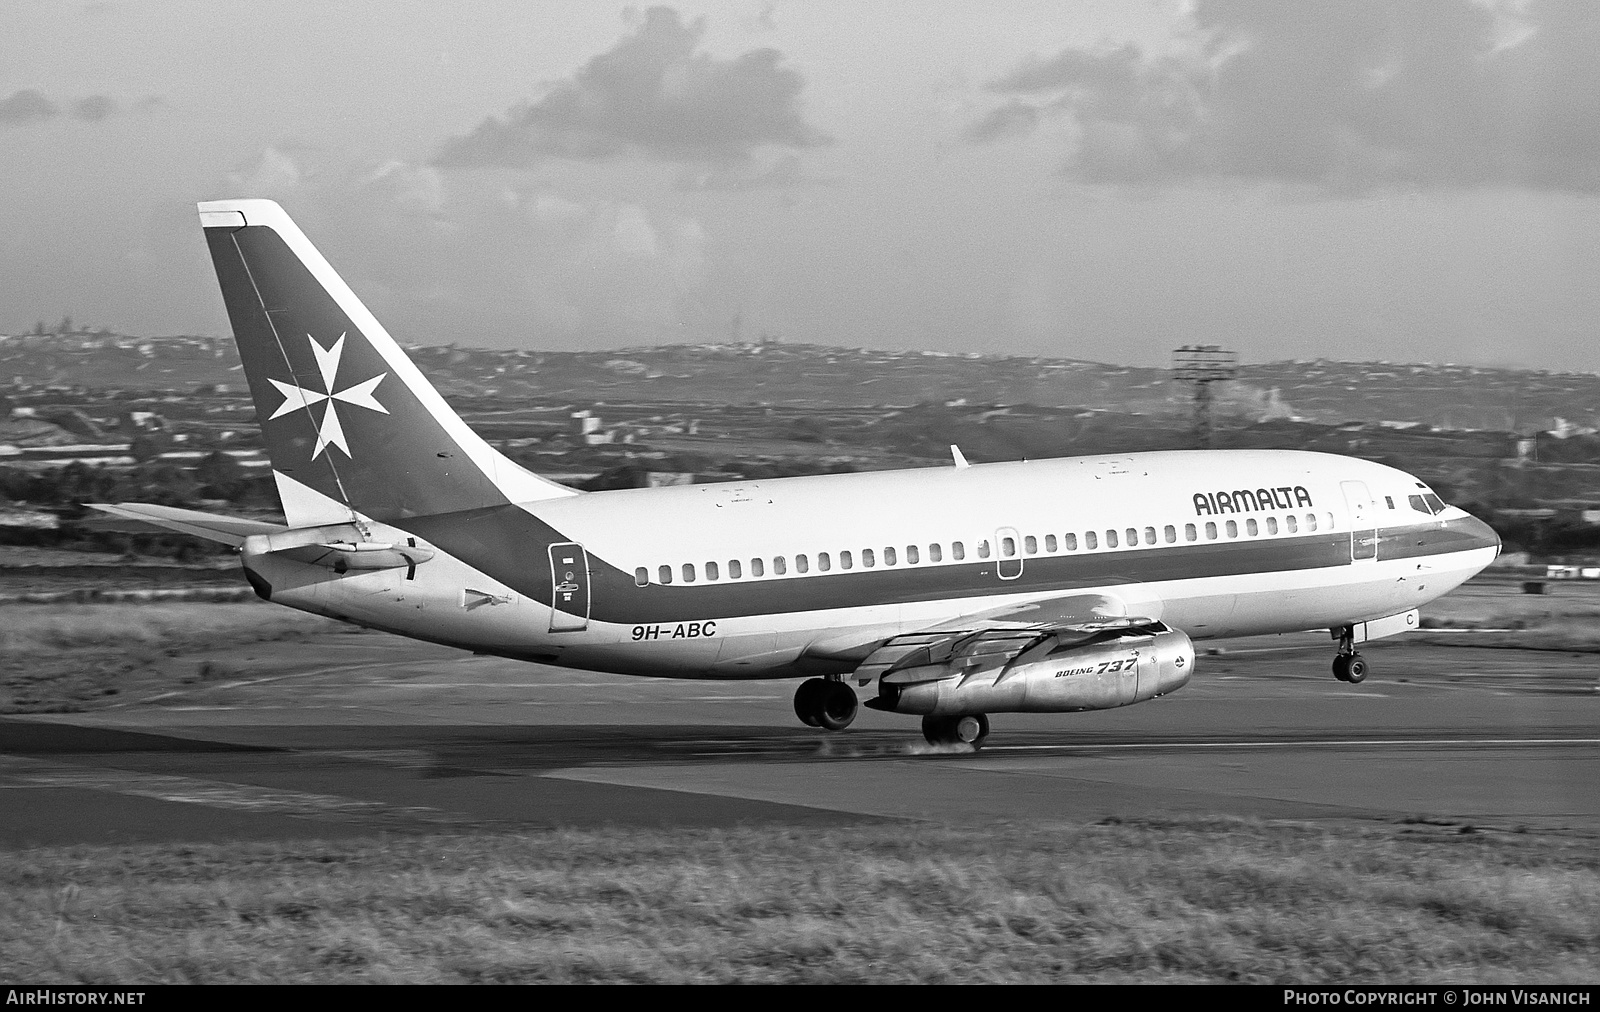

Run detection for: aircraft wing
[[83, 503, 286, 546], [849, 590, 1163, 686]]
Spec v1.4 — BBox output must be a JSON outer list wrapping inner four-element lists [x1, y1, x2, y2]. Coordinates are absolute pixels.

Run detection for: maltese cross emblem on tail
[[267, 333, 389, 459]]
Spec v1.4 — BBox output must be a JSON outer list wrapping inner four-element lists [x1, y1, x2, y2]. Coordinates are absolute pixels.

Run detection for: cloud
[[71, 95, 118, 122], [0, 89, 148, 126], [674, 152, 831, 191], [225, 147, 302, 197], [0, 89, 58, 126], [435, 5, 828, 168], [232, 157, 719, 346], [968, 0, 1600, 192]]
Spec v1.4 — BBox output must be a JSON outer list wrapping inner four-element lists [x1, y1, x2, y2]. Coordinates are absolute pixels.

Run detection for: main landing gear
[[1332, 625, 1368, 684], [794, 677, 858, 731], [922, 713, 989, 749]]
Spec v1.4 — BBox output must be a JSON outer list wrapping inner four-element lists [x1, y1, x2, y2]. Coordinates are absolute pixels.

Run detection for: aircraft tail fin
[[197, 199, 576, 526]]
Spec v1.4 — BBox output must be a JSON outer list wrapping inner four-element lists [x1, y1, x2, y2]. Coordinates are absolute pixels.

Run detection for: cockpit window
[[1409, 494, 1447, 515]]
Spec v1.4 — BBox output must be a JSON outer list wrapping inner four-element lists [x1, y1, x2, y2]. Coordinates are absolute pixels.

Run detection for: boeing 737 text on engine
[[89, 200, 1502, 748]]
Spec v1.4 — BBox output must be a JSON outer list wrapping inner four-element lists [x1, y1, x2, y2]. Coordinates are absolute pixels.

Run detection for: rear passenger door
[[547, 542, 591, 631]]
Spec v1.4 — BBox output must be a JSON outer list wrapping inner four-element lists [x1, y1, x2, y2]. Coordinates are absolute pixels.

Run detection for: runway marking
[[986, 737, 1600, 753], [0, 756, 463, 827]]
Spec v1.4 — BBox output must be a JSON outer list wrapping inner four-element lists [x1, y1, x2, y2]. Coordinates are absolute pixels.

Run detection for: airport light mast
[[1172, 345, 1238, 448]]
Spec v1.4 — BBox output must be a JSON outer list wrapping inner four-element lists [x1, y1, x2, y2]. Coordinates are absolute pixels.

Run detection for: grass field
[[0, 602, 342, 713], [3, 818, 1597, 984]]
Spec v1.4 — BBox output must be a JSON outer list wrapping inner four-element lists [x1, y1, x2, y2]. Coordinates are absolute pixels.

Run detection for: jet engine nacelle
[[869, 624, 1194, 716]]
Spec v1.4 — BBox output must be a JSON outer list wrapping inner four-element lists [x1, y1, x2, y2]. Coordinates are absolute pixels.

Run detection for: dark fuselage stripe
[[396, 507, 1495, 625]]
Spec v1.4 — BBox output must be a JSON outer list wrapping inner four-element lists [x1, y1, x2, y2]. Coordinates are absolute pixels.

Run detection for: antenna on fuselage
[[950, 444, 970, 469]]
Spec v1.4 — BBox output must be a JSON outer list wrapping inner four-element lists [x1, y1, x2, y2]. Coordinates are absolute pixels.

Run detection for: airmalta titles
[[1193, 486, 1313, 515]]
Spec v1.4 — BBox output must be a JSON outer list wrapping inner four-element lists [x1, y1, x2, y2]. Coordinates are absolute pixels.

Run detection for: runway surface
[[3, 628, 1597, 846]]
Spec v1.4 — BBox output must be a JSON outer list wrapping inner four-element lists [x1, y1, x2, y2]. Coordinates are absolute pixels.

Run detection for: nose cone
[[1460, 511, 1502, 559]]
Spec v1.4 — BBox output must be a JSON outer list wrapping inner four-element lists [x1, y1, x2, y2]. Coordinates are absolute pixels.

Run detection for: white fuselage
[[244, 449, 1500, 679]]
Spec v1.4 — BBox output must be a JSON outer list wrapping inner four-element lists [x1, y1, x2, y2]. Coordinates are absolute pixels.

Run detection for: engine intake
[[868, 623, 1194, 716]]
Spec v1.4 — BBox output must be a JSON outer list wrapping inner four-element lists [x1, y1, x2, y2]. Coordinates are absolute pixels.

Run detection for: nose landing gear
[[1332, 625, 1368, 684], [793, 677, 858, 731]]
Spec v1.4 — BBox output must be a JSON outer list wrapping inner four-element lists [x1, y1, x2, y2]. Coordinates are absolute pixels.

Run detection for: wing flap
[[854, 590, 1164, 686]]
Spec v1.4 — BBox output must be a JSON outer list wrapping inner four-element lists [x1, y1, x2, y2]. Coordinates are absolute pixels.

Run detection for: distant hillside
[[3, 331, 1595, 432]]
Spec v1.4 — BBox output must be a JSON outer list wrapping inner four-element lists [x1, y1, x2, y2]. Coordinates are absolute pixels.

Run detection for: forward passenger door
[[1340, 481, 1377, 562]]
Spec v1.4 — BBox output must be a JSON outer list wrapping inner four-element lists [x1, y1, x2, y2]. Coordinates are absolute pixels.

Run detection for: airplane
[[91, 199, 1502, 749]]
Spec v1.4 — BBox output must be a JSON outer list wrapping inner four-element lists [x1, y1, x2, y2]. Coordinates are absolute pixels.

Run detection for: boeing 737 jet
[[91, 199, 1502, 748]]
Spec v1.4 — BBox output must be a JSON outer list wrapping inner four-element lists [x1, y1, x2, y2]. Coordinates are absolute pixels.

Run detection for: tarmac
[[2, 629, 1597, 847]]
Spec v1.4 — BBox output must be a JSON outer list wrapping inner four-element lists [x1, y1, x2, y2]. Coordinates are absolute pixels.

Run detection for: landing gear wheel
[[921, 713, 990, 749], [1344, 654, 1368, 684], [794, 678, 857, 731], [793, 678, 827, 727], [816, 680, 858, 731], [1332, 653, 1368, 684]]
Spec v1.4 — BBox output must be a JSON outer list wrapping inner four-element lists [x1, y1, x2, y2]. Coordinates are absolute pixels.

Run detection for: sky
[[2, 0, 1598, 371]]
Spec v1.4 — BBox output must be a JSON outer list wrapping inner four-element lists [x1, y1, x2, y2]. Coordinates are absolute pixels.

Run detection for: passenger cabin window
[[978, 540, 992, 559], [728, 560, 741, 579], [952, 542, 965, 560], [905, 545, 918, 564], [1286, 515, 1298, 533], [1065, 533, 1078, 551], [863, 549, 876, 568], [1306, 513, 1318, 531], [839, 550, 852, 570], [1225, 520, 1238, 538], [883, 547, 896, 565], [1126, 528, 1138, 546], [1045, 535, 1057, 552], [1106, 530, 1118, 548], [659, 565, 673, 585], [1164, 525, 1176, 544], [635, 567, 649, 587], [706, 561, 719, 581], [929, 544, 943, 562], [1266, 517, 1279, 535], [683, 563, 696, 583], [1185, 524, 1197, 542], [1246, 519, 1258, 536], [751, 558, 764, 577], [1024, 535, 1036, 555], [1143, 527, 1156, 545], [773, 556, 786, 575], [795, 554, 808, 573], [818, 552, 832, 572], [1084, 532, 1097, 549], [1205, 522, 1218, 540]]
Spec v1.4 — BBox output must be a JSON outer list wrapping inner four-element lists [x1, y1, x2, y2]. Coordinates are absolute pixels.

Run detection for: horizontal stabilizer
[[85, 503, 285, 546]]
